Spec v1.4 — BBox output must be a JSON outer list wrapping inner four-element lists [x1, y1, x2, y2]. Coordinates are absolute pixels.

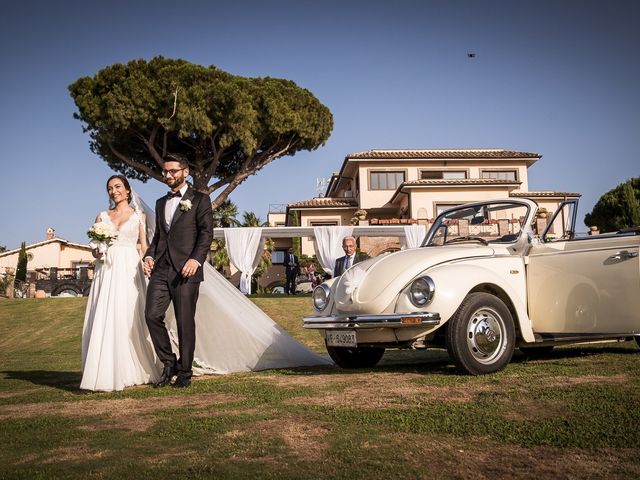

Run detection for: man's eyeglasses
[[162, 168, 186, 177]]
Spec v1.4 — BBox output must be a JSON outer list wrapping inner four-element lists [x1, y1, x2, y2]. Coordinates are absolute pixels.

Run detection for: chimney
[[46, 227, 55, 240]]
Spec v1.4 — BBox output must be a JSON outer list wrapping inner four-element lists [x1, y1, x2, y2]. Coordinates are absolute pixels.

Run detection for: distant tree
[[15, 242, 27, 284], [213, 200, 241, 228], [241, 211, 268, 228], [251, 238, 275, 293], [210, 239, 229, 275], [209, 199, 241, 273], [0, 245, 6, 253], [291, 210, 301, 258], [584, 177, 640, 232], [69, 57, 333, 208]]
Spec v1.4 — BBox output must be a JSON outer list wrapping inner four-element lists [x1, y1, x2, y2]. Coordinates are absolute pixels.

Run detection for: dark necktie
[[345, 256, 351, 269], [167, 191, 181, 199]]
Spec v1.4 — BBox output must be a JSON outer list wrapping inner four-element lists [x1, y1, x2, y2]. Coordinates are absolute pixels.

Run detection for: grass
[[1, 297, 639, 479]]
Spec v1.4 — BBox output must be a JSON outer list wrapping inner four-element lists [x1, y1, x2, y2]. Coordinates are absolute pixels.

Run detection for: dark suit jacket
[[145, 187, 213, 283], [333, 253, 365, 277], [283, 253, 299, 274]]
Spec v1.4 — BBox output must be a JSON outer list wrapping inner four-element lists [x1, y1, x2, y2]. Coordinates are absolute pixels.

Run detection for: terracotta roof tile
[[347, 149, 541, 159], [510, 191, 581, 198], [402, 178, 521, 186], [288, 197, 358, 208]]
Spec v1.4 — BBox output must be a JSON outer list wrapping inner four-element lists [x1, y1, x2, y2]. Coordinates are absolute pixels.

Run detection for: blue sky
[[1, 0, 638, 248]]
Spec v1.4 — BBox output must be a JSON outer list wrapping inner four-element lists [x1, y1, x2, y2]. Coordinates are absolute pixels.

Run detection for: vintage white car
[[304, 198, 640, 374]]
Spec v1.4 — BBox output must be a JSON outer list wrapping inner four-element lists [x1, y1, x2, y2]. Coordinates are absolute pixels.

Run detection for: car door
[[527, 234, 640, 334]]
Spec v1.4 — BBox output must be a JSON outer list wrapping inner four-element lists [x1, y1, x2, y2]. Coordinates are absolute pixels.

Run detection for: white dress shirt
[[165, 184, 189, 228]]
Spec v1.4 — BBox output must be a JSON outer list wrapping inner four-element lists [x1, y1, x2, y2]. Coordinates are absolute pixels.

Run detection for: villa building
[[285, 149, 580, 256]]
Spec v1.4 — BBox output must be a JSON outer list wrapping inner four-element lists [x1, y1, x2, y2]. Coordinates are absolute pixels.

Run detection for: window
[[421, 170, 467, 180], [370, 171, 405, 190], [308, 221, 339, 240], [481, 170, 517, 181], [309, 221, 338, 227], [271, 250, 286, 264]]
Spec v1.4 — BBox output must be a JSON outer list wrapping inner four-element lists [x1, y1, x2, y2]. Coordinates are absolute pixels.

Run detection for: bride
[[80, 175, 330, 392]]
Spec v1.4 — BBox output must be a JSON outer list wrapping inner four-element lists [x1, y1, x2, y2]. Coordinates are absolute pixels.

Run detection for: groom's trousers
[[145, 254, 200, 377]]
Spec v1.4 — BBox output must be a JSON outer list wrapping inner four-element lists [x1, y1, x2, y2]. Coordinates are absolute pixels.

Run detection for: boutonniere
[[179, 199, 192, 212]]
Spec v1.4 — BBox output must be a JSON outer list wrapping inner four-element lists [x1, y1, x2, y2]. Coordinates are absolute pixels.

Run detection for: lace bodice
[[100, 210, 142, 247]]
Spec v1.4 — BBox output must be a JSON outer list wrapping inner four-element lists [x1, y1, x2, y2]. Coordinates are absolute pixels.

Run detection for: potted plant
[[354, 209, 368, 220]]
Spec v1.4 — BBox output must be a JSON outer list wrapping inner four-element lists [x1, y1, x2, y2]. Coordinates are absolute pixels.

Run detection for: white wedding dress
[[80, 211, 161, 391], [178, 263, 332, 375], [81, 202, 331, 391]]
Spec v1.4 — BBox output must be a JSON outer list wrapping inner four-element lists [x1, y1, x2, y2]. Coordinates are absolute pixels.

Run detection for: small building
[[0, 228, 95, 297]]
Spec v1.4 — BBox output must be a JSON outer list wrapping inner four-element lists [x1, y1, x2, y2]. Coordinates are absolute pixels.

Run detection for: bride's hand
[[143, 257, 154, 277]]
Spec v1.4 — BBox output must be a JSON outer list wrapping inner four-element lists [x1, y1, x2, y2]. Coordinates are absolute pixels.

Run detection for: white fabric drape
[[401, 224, 427, 249], [313, 226, 354, 275], [163, 263, 332, 374], [224, 227, 265, 294]]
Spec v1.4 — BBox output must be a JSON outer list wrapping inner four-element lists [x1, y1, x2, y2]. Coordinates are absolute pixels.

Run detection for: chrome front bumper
[[303, 312, 441, 329]]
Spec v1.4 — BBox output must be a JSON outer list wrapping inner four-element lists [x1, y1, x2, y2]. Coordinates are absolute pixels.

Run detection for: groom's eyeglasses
[[162, 168, 186, 177]]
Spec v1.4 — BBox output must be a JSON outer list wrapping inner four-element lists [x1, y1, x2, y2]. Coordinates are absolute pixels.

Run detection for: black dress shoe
[[153, 366, 175, 388], [171, 375, 192, 388]]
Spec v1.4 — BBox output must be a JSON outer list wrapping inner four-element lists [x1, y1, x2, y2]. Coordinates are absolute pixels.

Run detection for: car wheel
[[519, 345, 554, 356], [446, 292, 515, 375], [325, 344, 385, 369]]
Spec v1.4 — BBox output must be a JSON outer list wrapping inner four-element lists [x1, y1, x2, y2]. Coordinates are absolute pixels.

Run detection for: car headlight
[[409, 276, 435, 307], [312, 283, 331, 311]]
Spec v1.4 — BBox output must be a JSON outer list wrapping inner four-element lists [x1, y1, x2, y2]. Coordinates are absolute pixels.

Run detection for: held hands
[[143, 257, 154, 277], [92, 248, 103, 260], [142, 257, 199, 278], [181, 259, 200, 278]]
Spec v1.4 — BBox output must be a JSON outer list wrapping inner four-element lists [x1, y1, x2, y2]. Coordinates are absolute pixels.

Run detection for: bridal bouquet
[[87, 221, 118, 254]]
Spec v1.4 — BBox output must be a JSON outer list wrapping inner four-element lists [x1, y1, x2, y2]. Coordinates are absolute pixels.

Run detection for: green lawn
[[1, 297, 639, 479]]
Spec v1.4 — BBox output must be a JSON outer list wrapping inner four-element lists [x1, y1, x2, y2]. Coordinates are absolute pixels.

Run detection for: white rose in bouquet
[[87, 221, 119, 256]]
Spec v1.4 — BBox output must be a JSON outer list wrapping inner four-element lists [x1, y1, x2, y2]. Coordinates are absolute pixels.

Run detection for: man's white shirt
[[144, 183, 200, 267], [165, 184, 189, 228]]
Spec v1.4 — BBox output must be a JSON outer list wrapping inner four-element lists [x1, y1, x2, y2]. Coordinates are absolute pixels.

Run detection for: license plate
[[326, 330, 357, 347]]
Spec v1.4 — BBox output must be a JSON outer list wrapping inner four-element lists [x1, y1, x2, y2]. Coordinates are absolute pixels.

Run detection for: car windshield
[[423, 201, 531, 247]]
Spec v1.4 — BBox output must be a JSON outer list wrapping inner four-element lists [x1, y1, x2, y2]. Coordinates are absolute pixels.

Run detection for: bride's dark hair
[[106, 175, 132, 209]]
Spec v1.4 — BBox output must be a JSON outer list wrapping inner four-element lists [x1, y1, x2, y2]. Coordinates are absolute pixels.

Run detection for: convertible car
[[304, 198, 640, 374]]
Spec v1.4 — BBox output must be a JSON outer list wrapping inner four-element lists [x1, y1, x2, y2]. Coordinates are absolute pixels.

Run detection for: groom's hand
[[181, 259, 200, 278], [143, 257, 154, 277]]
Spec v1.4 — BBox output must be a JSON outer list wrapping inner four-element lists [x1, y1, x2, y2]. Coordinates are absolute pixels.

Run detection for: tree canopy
[[584, 177, 640, 232], [69, 57, 333, 207]]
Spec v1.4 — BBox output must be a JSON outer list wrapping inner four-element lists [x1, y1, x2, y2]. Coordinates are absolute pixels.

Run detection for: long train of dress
[[167, 263, 332, 375]]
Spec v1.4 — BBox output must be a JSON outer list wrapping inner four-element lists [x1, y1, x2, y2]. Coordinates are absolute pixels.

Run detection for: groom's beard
[[165, 176, 186, 190]]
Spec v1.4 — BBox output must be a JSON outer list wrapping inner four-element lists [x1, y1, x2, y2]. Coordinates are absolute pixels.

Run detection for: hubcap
[[466, 308, 505, 364]]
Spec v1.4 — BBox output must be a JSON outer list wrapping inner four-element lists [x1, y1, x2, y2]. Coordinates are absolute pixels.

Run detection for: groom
[[143, 153, 213, 388]]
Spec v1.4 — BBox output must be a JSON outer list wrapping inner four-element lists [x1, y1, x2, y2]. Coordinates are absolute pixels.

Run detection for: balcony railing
[[268, 204, 288, 214], [35, 266, 95, 281]]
